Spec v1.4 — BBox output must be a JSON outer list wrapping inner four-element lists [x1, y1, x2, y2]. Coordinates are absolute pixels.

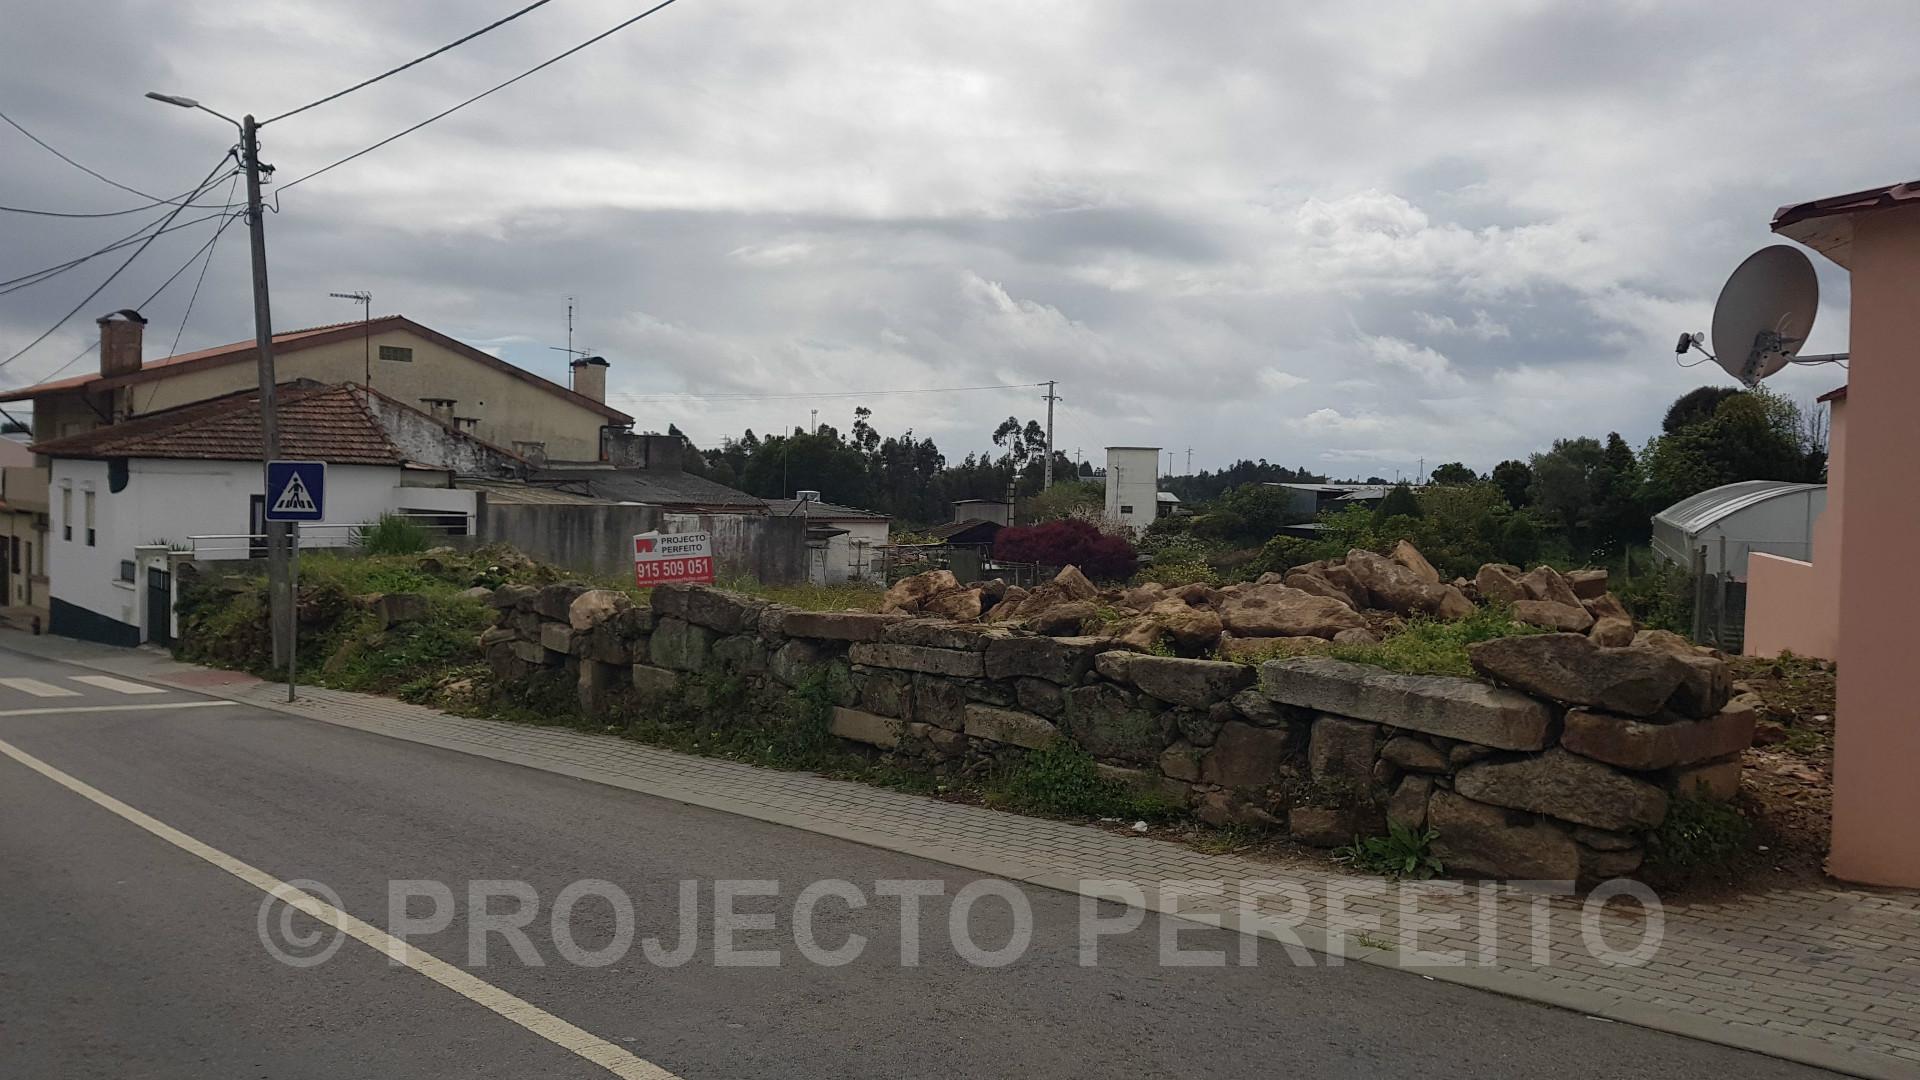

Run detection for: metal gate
[[146, 566, 172, 646], [1690, 547, 1747, 653]]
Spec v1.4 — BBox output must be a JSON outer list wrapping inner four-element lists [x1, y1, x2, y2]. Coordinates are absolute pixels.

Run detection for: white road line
[[71, 674, 168, 696], [0, 736, 681, 1080], [0, 701, 241, 718], [0, 677, 82, 698]]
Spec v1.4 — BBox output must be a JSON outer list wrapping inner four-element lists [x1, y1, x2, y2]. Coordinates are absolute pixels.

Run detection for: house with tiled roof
[[31, 382, 526, 646], [763, 491, 891, 583]]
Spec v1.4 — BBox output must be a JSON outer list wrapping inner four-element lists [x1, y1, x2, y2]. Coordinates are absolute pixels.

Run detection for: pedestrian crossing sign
[[265, 460, 327, 522]]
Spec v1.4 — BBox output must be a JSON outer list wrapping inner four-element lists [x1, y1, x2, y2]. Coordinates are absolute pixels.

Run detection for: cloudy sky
[[3, 1, 1913, 479]]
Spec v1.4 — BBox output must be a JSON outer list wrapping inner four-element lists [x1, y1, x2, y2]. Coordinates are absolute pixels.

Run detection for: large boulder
[[1052, 565, 1100, 602], [880, 569, 962, 615], [1466, 633, 1688, 717], [367, 592, 429, 629], [1588, 616, 1635, 647], [1455, 748, 1669, 832], [1474, 564, 1527, 605], [1511, 599, 1594, 633], [920, 588, 985, 622], [1282, 572, 1360, 610], [1345, 549, 1464, 618], [677, 588, 768, 634], [1217, 584, 1367, 639], [1561, 698, 1758, 770], [1260, 657, 1555, 750], [1308, 715, 1378, 781], [568, 588, 631, 632], [1518, 566, 1582, 609], [1022, 600, 1099, 636], [1428, 791, 1580, 880], [489, 582, 537, 611], [1584, 593, 1631, 621], [983, 634, 1104, 684], [1390, 540, 1441, 584], [1564, 569, 1609, 600], [1667, 653, 1732, 719], [1127, 655, 1255, 708], [532, 582, 590, 621]]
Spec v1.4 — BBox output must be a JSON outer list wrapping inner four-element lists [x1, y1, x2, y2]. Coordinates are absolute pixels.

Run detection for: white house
[[33, 382, 524, 646], [763, 491, 890, 584], [1103, 446, 1161, 530]]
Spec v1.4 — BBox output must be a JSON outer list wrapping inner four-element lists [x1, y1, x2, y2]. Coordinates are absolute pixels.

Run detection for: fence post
[[1691, 545, 1709, 643]]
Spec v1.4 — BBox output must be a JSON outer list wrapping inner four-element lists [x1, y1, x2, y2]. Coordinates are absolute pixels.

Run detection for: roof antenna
[[328, 291, 372, 385], [548, 296, 592, 390]]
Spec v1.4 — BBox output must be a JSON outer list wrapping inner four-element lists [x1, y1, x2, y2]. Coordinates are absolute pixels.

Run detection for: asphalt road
[[0, 645, 1843, 1079]]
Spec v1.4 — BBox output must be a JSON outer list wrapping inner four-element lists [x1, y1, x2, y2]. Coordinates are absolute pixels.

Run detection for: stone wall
[[481, 581, 1754, 883]]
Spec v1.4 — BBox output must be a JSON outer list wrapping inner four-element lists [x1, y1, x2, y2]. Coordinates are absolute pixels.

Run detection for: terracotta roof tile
[[30, 384, 407, 465]]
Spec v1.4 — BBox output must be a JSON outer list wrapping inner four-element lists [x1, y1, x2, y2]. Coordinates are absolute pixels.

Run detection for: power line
[[603, 381, 1050, 404], [262, 0, 560, 126], [278, 0, 685, 195], [10, 205, 246, 392], [0, 180, 232, 219], [166, 175, 245, 358], [0, 154, 237, 371], [0, 200, 239, 295], [0, 108, 218, 207]]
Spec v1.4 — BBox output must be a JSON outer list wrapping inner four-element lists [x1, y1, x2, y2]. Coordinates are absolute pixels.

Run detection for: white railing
[[181, 515, 469, 561]]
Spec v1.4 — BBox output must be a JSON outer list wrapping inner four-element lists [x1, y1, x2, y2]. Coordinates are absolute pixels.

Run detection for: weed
[[1351, 931, 1395, 951], [357, 514, 433, 556], [987, 740, 1181, 821], [1333, 821, 1445, 880], [1328, 605, 1546, 677], [1650, 797, 1752, 869]]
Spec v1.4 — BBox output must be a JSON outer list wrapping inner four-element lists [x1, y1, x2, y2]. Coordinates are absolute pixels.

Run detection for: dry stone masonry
[[480, 563, 1754, 883]]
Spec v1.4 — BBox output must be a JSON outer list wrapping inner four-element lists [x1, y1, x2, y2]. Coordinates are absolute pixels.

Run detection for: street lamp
[[146, 89, 292, 671]]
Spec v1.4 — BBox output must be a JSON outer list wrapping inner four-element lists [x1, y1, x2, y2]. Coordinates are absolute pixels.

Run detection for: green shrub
[[1612, 557, 1695, 634], [1328, 605, 1546, 677], [989, 740, 1182, 820], [1334, 821, 1444, 880], [1650, 797, 1752, 869], [357, 514, 432, 555]]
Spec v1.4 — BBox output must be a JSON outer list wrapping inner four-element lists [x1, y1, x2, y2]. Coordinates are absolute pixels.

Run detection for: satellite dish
[[1710, 245, 1819, 386]]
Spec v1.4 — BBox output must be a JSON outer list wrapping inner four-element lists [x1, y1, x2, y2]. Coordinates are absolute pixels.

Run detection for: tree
[[1428, 461, 1476, 485], [1489, 459, 1533, 508], [1372, 482, 1423, 523], [1528, 437, 1606, 548], [994, 520, 1137, 580], [1016, 480, 1103, 524], [1662, 386, 1742, 434], [1641, 387, 1820, 507]]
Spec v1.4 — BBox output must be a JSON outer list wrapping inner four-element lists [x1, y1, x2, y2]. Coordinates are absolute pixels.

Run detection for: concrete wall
[[1826, 206, 1920, 889], [477, 500, 808, 585], [1103, 447, 1160, 530], [1744, 396, 1845, 660], [129, 328, 612, 462]]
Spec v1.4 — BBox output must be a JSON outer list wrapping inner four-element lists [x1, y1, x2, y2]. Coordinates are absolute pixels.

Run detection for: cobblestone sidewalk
[[9, 631, 1918, 1079]]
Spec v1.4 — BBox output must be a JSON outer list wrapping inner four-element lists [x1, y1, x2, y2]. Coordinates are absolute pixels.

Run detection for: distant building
[[1651, 480, 1827, 581], [763, 491, 890, 584], [1263, 482, 1390, 519], [1103, 446, 1160, 530], [950, 498, 1012, 528]]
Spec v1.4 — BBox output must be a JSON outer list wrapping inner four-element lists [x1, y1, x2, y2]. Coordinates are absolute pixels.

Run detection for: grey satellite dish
[[1710, 245, 1819, 386]]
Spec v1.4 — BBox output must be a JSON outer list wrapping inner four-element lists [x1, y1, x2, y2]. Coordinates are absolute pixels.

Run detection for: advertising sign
[[633, 531, 715, 587]]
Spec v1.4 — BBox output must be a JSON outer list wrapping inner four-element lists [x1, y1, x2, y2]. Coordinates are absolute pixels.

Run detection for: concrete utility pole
[[1042, 380, 1059, 489], [148, 93, 288, 668]]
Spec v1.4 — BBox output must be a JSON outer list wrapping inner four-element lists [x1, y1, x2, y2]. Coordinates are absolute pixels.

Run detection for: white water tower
[[1104, 446, 1161, 530]]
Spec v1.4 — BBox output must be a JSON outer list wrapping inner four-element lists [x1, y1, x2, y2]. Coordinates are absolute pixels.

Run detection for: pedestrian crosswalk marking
[[71, 675, 167, 696], [0, 677, 82, 698]]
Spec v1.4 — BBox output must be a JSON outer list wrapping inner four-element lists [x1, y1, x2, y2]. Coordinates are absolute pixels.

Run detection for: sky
[[2, 0, 1914, 482]]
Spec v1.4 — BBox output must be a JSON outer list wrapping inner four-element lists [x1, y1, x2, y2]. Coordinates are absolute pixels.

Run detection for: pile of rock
[[476, 574, 1752, 883], [873, 542, 1645, 659]]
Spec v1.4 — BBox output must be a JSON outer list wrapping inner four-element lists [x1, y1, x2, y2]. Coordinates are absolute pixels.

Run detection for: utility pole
[[1185, 447, 1193, 475], [1042, 380, 1059, 489], [241, 114, 291, 670]]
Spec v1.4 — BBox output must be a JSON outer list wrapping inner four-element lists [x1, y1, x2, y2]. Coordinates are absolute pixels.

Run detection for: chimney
[[419, 397, 457, 423], [570, 355, 609, 403], [97, 309, 147, 378], [642, 432, 683, 473]]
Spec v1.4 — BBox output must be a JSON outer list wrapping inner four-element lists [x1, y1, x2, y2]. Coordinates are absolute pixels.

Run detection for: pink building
[[1772, 180, 1920, 889], [1742, 385, 1846, 660]]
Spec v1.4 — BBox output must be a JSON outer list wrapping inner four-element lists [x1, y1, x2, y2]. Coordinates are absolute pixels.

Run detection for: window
[[378, 344, 413, 363], [84, 490, 95, 546], [8, 536, 17, 574], [61, 486, 72, 541], [119, 560, 135, 583], [1119, 504, 1134, 515]]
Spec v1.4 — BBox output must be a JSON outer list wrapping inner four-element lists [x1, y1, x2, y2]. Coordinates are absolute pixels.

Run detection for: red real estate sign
[[633, 530, 715, 587]]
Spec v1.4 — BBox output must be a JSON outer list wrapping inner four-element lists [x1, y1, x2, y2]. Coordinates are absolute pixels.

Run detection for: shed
[[1651, 480, 1828, 580]]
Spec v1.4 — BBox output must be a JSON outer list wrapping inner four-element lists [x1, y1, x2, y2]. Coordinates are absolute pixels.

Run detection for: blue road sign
[[265, 460, 327, 522]]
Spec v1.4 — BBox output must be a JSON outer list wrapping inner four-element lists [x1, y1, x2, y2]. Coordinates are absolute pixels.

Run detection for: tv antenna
[[1676, 245, 1847, 385], [328, 290, 372, 383], [548, 297, 593, 388]]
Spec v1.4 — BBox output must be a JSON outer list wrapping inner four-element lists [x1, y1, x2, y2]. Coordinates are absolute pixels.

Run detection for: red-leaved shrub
[[994, 520, 1138, 581]]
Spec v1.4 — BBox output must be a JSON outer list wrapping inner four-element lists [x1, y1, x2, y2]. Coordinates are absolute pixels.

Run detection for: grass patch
[[1327, 605, 1547, 677], [357, 513, 433, 555], [714, 575, 886, 613], [986, 739, 1182, 821], [1333, 821, 1445, 880]]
